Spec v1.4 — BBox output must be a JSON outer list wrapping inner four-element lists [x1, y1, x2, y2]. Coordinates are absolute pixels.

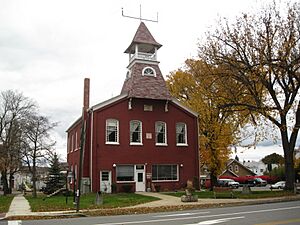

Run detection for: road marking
[[154, 212, 210, 218], [185, 216, 244, 225], [94, 205, 300, 225], [8, 221, 22, 225], [255, 218, 300, 225]]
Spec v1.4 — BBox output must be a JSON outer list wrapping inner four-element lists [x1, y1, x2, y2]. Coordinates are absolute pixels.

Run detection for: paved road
[[1, 200, 300, 225]]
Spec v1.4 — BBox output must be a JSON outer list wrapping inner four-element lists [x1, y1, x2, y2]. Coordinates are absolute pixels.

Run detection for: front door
[[100, 171, 111, 193], [135, 165, 145, 192]]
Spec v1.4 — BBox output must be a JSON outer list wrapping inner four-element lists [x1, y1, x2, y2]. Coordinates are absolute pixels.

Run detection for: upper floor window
[[235, 165, 239, 173], [71, 134, 74, 152], [106, 119, 119, 144], [176, 122, 187, 145], [155, 121, 167, 145], [142, 67, 156, 77], [75, 131, 78, 151], [130, 120, 142, 144], [67, 136, 71, 153]]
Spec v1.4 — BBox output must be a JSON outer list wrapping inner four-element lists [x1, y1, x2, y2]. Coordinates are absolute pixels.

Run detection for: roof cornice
[[91, 94, 128, 112], [171, 98, 198, 117]]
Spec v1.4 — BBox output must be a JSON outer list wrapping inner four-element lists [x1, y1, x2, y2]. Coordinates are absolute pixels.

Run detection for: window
[[126, 70, 131, 79], [106, 119, 119, 144], [75, 131, 78, 151], [101, 171, 109, 181], [155, 121, 167, 145], [71, 134, 74, 152], [152, 165, 178, 181], [176, 123, 187, 145], [229, 165, 233, 171], [142, 67, 156, 77], [116, 165, 134, 182], [235, 165, 239, 173], [130, 120, 142, 144], [67, 136, 71, 153]]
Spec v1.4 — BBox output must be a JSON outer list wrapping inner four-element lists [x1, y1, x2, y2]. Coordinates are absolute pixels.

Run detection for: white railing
[[130, 52, 157, 62]]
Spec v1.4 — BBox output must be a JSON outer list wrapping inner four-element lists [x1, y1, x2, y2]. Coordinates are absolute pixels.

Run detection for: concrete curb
[[3, 195, 300, 220]]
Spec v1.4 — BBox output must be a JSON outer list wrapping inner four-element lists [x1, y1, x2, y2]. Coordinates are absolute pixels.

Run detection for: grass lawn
[[164, 190, 295, 199], [0, 195, 14, 213], [26, 193, 160, 212]]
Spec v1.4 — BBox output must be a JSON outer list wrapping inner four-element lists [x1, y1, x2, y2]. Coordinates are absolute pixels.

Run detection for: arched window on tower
[[142, 67, 156, 77]]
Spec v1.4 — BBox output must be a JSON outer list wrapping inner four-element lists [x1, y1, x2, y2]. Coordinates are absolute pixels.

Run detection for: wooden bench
[[213, 187, 234, 199]]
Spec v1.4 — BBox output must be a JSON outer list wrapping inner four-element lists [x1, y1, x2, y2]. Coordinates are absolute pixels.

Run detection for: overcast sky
[[0, 0, 298, 162]]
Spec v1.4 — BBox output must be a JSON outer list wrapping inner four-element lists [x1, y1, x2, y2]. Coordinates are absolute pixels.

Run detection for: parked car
[[218, 179, 240, 189], [245, 178, 267, 187], [270, 181, 286, 189], [254, 178, 267, 186]]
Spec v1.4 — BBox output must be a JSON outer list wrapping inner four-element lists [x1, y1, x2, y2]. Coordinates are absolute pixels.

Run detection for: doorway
[[100, 170, 111, 193], [135, 165, 145, 192]]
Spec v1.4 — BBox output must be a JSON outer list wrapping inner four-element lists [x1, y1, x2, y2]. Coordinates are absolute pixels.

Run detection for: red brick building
[[67, 22, 199, 193]]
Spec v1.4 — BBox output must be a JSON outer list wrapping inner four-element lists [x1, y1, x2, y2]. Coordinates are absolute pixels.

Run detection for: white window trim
[[142, 66, 156, 77], [74, 131, 79, 151], [130, 120, 143, 145], [71, 134, 74, 152], [176, 122, 188, 146], [156, 143, 168, 147], [130, 142, 143, 146], [155, 121, 167, 145], [176, 143, 188, 147], [106, 119, 119, 145]]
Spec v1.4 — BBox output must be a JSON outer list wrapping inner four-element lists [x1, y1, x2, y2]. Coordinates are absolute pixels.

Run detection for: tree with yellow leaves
[[167, 60, 248, 188]]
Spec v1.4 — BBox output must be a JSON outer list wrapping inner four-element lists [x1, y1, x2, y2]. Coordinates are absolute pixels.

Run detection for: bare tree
[[199, 2, 300, 191], [0, 90, 36, 195], [21, 113, 57, 197]]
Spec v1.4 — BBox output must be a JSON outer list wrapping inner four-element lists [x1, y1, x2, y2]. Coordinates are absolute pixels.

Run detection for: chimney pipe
[[83, 78, 90, 111]]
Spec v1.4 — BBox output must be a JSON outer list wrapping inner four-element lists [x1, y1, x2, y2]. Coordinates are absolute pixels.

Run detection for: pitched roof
[[125, 22, 162, 54], [227, 159, 256, 176], [121, 63, 171, 100]]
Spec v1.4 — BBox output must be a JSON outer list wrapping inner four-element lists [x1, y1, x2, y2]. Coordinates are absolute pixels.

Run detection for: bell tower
[[121, 22, 171, 100]]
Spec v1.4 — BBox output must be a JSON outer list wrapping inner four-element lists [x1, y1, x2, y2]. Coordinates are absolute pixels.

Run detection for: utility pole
[[76, 78, 89, 212]]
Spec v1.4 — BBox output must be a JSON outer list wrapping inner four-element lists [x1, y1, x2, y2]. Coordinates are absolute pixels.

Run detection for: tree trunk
[[281, 129, 295, 192], [210, 171, 218, 191], [32, 169, 37, 198], [9, 173, 14, 194], [283, 148, 295, 191], [1, 170, 9, 195]]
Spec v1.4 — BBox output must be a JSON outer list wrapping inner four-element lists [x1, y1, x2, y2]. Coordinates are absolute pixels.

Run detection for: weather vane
[[122, 4, 158, 23]]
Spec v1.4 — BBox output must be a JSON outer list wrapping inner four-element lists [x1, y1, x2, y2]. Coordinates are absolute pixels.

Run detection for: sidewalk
[[130, 191, 258, 208], [4, 192, 300, 219], [5, 194, 31, 218]]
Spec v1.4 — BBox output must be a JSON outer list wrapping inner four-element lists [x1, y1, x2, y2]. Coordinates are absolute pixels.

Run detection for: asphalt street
[[1, 200, 300, 225]]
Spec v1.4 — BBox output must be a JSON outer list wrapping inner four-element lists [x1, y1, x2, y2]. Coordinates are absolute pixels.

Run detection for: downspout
[[90, 109, 94, 192]]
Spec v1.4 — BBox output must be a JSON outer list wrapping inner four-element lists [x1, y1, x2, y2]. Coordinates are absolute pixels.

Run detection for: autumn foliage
[[167, 60, 247, 187]]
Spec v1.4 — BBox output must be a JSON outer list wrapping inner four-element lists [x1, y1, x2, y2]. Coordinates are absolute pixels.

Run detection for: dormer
[[124, 22, 162, 67]]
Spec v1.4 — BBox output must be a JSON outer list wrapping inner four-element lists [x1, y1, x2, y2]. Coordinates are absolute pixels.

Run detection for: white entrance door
[[100, 171, 111, 193], [135, 165, 145, 192]]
